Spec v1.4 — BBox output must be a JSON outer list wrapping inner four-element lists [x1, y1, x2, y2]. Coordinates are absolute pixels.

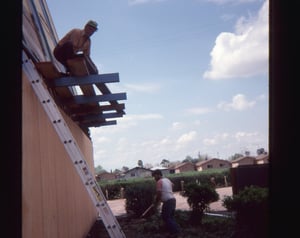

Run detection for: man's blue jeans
[[161, 198, 181, 234]]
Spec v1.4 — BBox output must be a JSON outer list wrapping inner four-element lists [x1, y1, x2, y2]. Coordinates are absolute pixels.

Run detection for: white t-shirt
[[156, 177, 175, 202]]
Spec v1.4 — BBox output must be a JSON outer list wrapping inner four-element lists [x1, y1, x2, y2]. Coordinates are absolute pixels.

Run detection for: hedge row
[[98, 168, 231, 200]]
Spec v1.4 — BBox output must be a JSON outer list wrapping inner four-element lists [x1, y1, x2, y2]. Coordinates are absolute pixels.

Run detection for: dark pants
[[53, 41, 76, 71], [53, 41, 98, 74], [161, 198, 181, 234]]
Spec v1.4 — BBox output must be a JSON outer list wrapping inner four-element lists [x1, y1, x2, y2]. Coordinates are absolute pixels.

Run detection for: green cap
[[86, 20, 98, 30]]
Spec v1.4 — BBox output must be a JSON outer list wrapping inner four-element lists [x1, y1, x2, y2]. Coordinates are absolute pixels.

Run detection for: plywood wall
[[22, 71, 98, 238]]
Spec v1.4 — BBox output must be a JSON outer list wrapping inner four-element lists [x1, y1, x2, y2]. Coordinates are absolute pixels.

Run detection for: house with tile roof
[[195, 158, 232, 171], [231, 156, 257, 168], [122, 167, 153, 179], [171, 161, 196, 173], [255, 152, 269, 164]]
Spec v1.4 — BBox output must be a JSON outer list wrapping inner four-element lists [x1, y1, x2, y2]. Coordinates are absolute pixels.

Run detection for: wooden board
[[67, 57, 89, 77], [67, 57, 98, 109], [35, 62, 73, 99], [35, 61, 62, 80], [66, 57, 95, 94], [35, 59, 123, 127]]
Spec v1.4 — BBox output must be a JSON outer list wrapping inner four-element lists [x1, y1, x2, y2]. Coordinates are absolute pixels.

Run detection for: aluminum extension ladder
[[22, 51, 126, 238]]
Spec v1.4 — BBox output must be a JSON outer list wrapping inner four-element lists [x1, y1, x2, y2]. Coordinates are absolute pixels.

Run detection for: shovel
[[140, 204, 154, 218]]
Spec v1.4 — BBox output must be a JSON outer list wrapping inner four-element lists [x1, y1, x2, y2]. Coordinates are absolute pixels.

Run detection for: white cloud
[[193, 120, 202, 126], [159, 137, 172, 145], [176, 131, 197, 144], [200, 130, 267, 158], [129, 0, 149, 5], [203, 133, 230, 146], [203, 138, 217, 146], [92, 136, 111, 144], [90, 113, 163, 136], [186, 107, 214, 115], [125, 83, 161, 93], [128, 0, 166, 6], [256, 93, 267, 101], [217, 94, 256, 111], [126, 113, 164, 120], [203, 0, 268, 80], [171, 122, 184, 130], [234, 131, 259, 141], [206, 0, 261, 6]]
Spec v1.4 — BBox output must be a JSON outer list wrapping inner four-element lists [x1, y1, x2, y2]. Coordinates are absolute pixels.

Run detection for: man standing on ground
[[152, 169, 181, 237]]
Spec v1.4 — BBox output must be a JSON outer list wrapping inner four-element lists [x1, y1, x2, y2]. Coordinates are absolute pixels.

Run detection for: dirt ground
[[86, 187, 233, 238]]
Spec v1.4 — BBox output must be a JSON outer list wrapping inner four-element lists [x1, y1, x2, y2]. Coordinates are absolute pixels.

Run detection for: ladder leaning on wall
[[22, 50, 126, 238]]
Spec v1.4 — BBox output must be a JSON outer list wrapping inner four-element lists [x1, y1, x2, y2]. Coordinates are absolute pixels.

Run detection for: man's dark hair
[[152, 169, 162, 176]]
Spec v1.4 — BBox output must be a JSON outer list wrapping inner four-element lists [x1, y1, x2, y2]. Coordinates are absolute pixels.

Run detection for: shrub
[[222, 185, 269, 238], [180, 182, 219, 225], [124, 181, 156, 218], [100, 183, 122, 199]]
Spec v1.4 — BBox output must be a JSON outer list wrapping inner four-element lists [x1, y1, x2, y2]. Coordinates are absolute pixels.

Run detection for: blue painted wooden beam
[[69, 103, 126, 114], [83, 120, 117, 127], [54, 73, 119, 87], [65, 92, 127, 105], [74, 112, 124, 122], [99, 104, 125, 111]]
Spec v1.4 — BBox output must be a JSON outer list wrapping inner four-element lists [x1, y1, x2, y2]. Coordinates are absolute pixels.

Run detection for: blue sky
[[47, 0, 269, 172]]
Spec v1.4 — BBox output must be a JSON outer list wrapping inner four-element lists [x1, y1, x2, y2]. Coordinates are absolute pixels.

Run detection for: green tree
[[160, 159, 170, 167], [122, 166, 129, 172], [228, 153, 243, 161], [183, 155, 193, 162], [137, 160, 143, 168], [94, 165, 106, 174]]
